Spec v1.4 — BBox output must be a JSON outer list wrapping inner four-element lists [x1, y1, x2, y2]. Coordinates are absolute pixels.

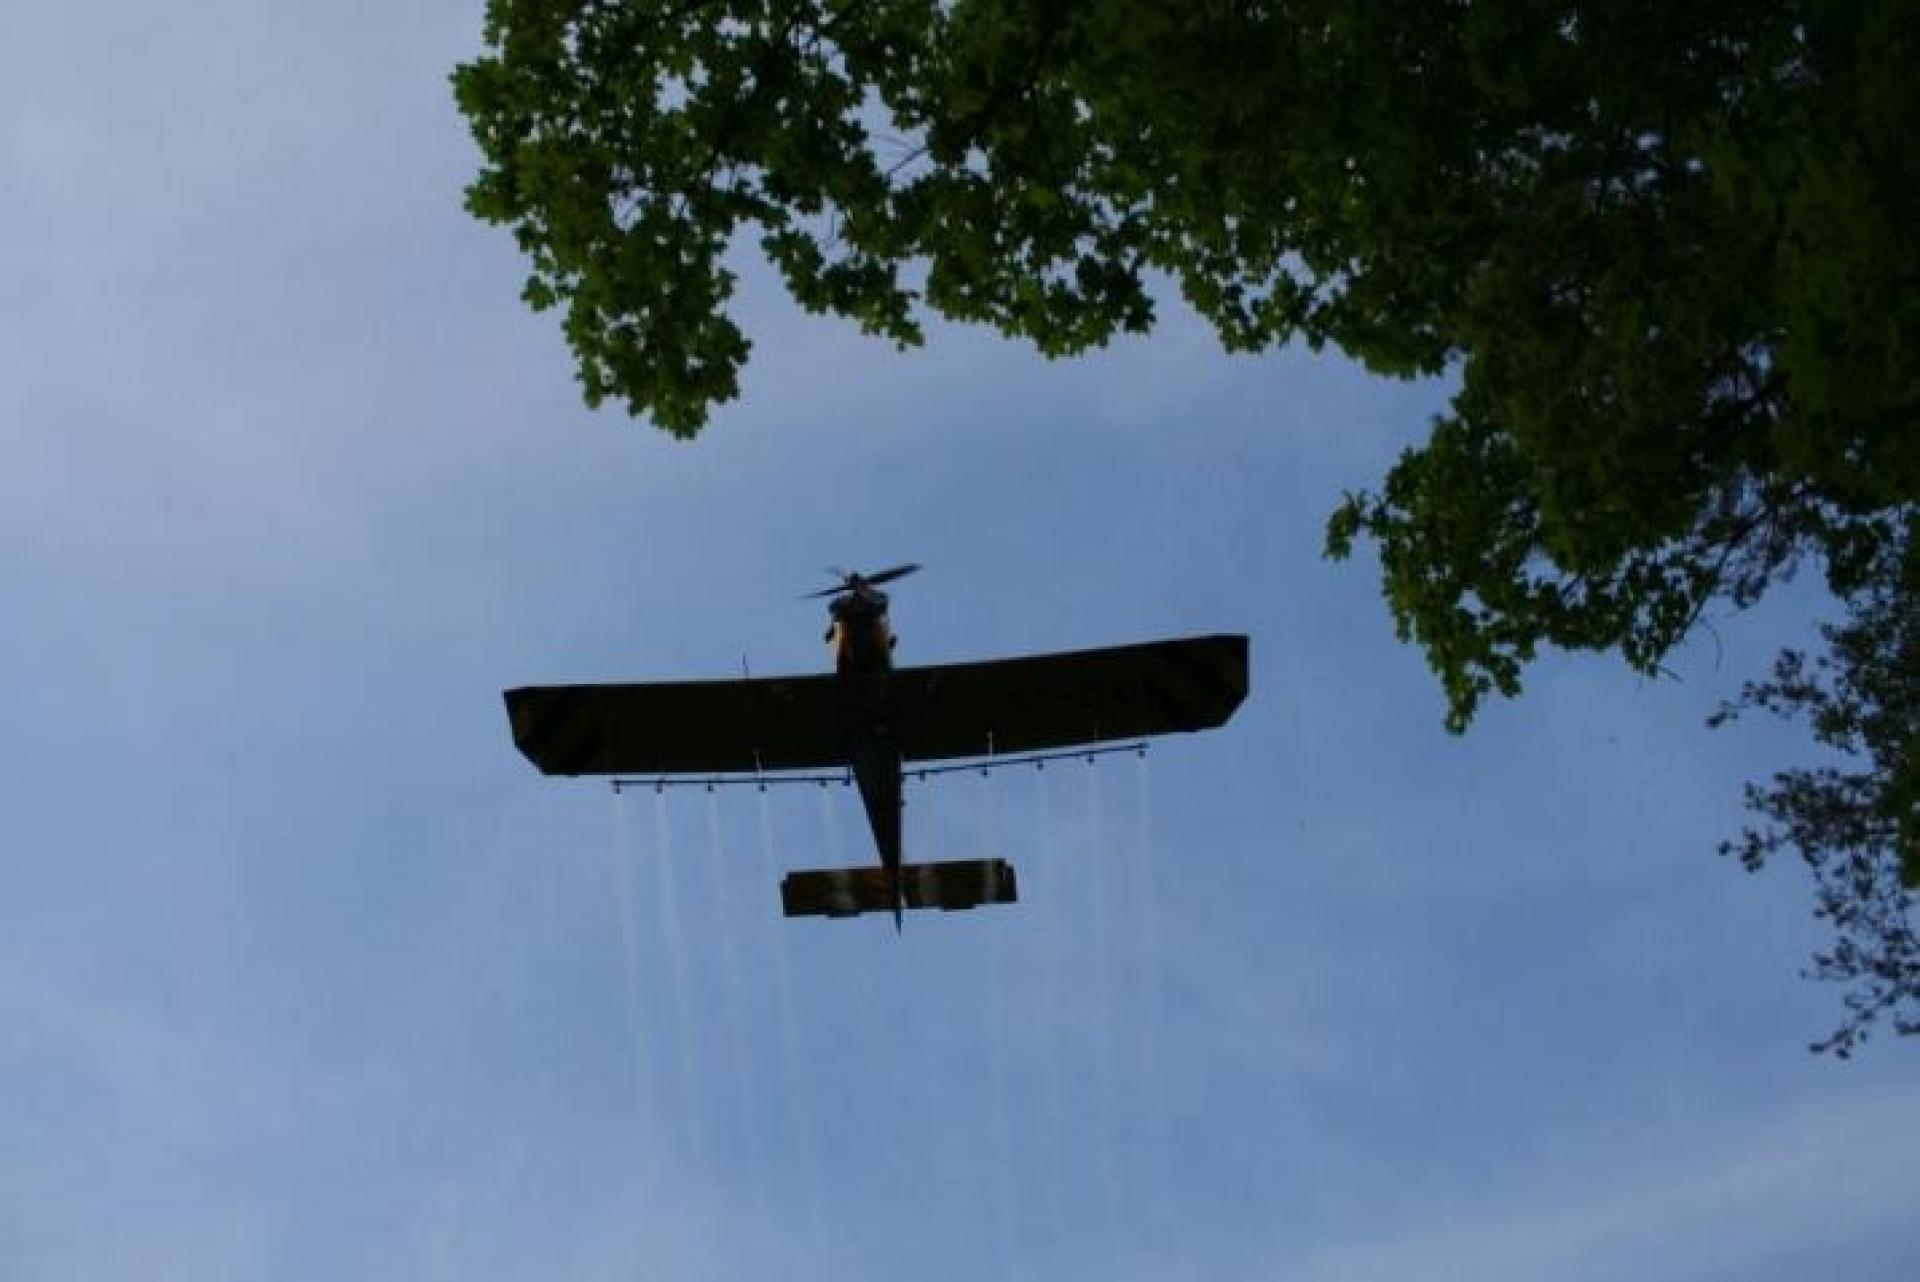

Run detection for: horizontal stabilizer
[[781, 859, 1018, 919]]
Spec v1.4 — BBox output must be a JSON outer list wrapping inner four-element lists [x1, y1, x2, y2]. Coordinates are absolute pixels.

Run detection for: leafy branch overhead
[[1711, 536, 1920, 1056], [454, 0, 1918, 1049], [452, 0, 1488, 434]]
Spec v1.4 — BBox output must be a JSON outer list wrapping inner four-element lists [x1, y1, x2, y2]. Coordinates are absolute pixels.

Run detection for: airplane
[[503, 565, 1248, 928]]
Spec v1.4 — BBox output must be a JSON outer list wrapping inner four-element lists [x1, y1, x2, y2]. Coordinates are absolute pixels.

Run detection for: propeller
[[804, 563, 920, 599]]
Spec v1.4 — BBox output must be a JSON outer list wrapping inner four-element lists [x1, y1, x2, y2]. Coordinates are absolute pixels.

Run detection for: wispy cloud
[[1292, 1091, 1920, 1282]]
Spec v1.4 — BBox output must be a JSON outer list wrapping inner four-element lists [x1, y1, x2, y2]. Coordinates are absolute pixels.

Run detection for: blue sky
[[3, 4, 1914, 1280]]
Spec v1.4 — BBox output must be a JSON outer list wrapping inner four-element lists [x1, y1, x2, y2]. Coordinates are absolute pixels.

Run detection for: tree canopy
[[453, 0, 1918, 1047]]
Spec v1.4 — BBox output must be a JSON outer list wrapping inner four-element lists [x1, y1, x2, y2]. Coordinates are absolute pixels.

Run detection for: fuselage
[[826, 586, 895, 676], [826, 586, 904, 922]]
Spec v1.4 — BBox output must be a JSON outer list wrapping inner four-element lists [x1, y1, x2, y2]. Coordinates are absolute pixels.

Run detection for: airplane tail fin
[[781, 859, 1018, 920]]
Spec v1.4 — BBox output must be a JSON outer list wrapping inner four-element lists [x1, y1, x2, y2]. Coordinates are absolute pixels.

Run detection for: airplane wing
[[505, 633, 1248, 777], [890, 633, 1248, 763], [504, 673, 846, 776]]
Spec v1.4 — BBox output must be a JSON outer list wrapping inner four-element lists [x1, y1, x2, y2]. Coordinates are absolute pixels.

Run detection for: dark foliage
[[1712, 526, 1918, 1055]]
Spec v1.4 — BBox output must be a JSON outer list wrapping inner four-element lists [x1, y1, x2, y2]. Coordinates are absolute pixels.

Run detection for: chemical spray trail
[[609, 791, 650, 1111], [704, 788, 755, 1167], [817, 777, 846, 867], [980, 763, 1020, 1279], [650, 789, 706, 1163], [1032, 761, 1069, 1245], [895, 774, 941, 1111], [1084, 757, 1122, 1238], [1130, 753, 1167, 1176], [758, 787, 825, 1237]]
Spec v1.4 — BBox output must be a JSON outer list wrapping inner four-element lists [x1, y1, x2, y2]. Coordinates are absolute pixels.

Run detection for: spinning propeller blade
[[863, 563, 920, 587], [803, 563, 921, 598]]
